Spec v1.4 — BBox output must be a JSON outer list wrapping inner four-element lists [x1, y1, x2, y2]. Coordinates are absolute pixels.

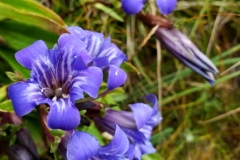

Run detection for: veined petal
[[107, 65, 127, 90], [30, 52, 55, 88], [103, 109, 137, 129], [57, 33, 91, 70], [110, 53, 127, 67], [93, 56, 109, 69], [144, 94, 158, 112], [100, 125, 129, 155], [139, 141, 156, 155], [121, 0, 145, 15], [67, 26, 89, 41], [156, 0, 177, 15], [15, 40, 48, 70], [86, 32, 105, 58], [67, 131, 100, 160], [129, 103, 153, 129], [8, 81, 44, 117], [155, 28, 218, 84], [144, 94, 162, 126], [71, 67, 102, 99], [47, 98, 80, 130], [121, 127, 146, 144]]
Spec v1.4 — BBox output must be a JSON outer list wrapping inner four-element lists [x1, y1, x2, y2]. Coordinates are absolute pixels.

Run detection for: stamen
[[62, 75, 72, 90], [55, 88, 62, 98], [62, 94, 69, 98], [52, 78, 58, 88], [52, 96, 57, 102], [41, 88, 54, 98]]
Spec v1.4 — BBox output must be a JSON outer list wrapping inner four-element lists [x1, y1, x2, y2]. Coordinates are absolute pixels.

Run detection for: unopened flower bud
[[155, 28, 219, 85]]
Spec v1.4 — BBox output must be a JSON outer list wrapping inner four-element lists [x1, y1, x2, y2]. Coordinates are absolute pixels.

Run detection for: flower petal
[[85, 32, 105, 58], [67, 26, 89, 41], [58, 33, 92, 66], [144, 94, 158, 112], [47, 98, 80, 130], [8, 81, 44, 117], [69, 86, 84, 103], [121, 127, 146, 144], [103, 109, 137, 129], [107, 65, 127, 90], [129, 103, 153, 129], [15, 40, 48, 69], [100, 125, 129, 155], [144, 94, 162, 126], [139, 141, 156, 155], [67, 131, 100, 160], [121, 0, 145, 15], [156, 0, 177, 15], [72, 67, 102, 99]]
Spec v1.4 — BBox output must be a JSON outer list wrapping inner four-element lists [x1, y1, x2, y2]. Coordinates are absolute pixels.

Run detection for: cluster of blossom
[[8, 26, 162, 160], [121, 0, 177, 15]]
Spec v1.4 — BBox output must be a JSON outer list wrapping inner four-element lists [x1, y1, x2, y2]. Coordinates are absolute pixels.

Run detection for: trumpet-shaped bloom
[[155, 28, 219, 85], [8, 34, 103, 130], [95, 94, 161, 159], [67, 125, 129, 160], [67, 26, 127, 90], [121, 0, 176, 15]]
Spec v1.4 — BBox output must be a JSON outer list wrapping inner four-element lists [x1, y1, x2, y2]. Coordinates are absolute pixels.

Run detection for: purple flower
[[156, 0, 177, 15], [155, 28, 219, 85], [67, 125, 129, 160], [8, 34, 103, 130], [121, 0, 146, 15], [67, 26, 127, 90], [95, 94, 161, 159], [121, 0, 176, 15]]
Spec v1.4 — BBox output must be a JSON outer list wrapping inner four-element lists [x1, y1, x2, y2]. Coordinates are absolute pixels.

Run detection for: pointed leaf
[[0, 2, 68, 35], [0, 100, 14, 113]]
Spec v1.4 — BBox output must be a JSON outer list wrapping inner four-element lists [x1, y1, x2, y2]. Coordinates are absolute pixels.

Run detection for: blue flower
[[67, 26, 127, 90], [94, 94, 161, 159], [121, 0, 146, 15], [121, 0, 176, 15], [67, 125, 129, 160], [8, 34, 103, 130], [155, 28, 219, 85], [156, 0, 177, 15]]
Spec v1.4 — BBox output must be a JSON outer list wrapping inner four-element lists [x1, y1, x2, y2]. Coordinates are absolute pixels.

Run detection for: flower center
[[40, 76, 72, 101]]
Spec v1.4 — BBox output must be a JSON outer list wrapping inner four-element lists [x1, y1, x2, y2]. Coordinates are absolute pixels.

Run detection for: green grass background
[[1, 0, 240, 159]]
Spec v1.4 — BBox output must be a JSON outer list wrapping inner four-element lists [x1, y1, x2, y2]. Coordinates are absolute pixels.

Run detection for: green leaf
[[0, 0, 65, 25], [121, 62, 140, 74], [50, 129, 65, 137], [6, 71, 24, 82], [142, 153, 163, 160], [0, 85, 8, 102], [94, 3, 124, 22], [0, 2, 68, 35], [0, 21, 59, 50], [86, 123, 104, 145], [0, 100, 14, 113], [0, 47, 29, 78], [50, 136, 61, 153]]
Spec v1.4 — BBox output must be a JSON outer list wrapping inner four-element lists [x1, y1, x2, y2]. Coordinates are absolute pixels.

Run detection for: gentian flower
[[156, 0, 177, 15], [67, 125, 129, 160], [121, 0, 176, 15], [67, 26, 127, 90], [155, 28, 219, 85], [121, 0, 146, 15], [94, 94, 161, 159], [8, 34, 103, 130]]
